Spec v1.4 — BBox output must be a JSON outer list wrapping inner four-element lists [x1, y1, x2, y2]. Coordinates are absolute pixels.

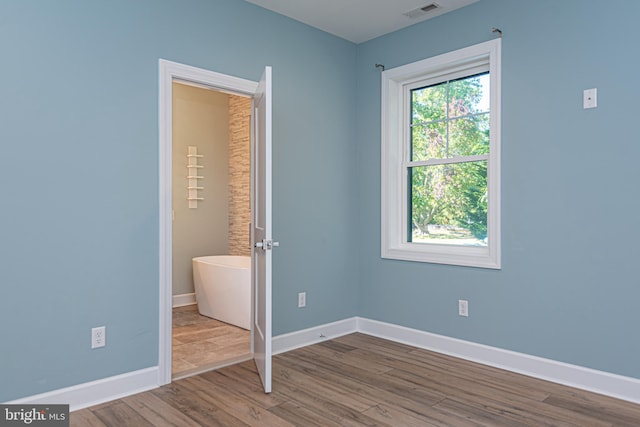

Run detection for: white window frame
[[381, 39, 501, 269]]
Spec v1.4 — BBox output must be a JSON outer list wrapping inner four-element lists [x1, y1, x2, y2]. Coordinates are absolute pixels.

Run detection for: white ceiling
[[244, 0, 480, 44]]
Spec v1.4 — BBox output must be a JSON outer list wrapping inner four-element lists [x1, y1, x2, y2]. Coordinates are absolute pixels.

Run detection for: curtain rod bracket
[[375, 63, 385, 71], [492, 27, 503, 38]]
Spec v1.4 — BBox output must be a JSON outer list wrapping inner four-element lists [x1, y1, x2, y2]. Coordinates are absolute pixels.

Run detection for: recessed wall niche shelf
[[187, 146, 204, 208]]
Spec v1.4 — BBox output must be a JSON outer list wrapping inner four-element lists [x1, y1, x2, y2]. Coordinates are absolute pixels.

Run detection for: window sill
[[382, 243, 501, 269]]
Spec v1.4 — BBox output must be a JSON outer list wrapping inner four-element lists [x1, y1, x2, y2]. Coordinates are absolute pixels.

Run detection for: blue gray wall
[[0, 0, 358, 401], [357, 0, 640, 380], [2, 0, 640, 403]]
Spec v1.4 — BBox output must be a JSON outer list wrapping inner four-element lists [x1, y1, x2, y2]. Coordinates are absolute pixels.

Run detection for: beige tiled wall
[[228, 95, 252, 256]]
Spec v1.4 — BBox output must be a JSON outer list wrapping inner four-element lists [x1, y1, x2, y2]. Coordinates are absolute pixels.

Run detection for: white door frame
[[158, 59, 258, 385]]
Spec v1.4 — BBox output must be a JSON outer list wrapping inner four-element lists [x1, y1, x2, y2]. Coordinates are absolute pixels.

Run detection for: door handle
[[254, 239, 279, 250]]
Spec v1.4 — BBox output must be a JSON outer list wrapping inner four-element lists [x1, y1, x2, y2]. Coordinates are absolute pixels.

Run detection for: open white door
[[252, 66, 274, 393]]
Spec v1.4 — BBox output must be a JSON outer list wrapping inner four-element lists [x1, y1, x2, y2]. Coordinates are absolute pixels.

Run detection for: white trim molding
[[272, 318, 357, 355], [357, 317, 640, 405], [172, 293, 196, 308], [7, 367, 159, 412], [272, 316, 640, 404], [12, 317, 639, 409], [158, 58, 259, 386]]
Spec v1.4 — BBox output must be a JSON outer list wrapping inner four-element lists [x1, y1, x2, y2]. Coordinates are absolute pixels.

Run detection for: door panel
[[252, 66, 272, 393]]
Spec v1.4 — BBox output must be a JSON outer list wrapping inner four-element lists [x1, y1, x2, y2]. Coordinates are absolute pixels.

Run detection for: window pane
[[409, 161, 488, 246], [448, 113, 490, 156], [411, 82, 446, 124], [448, 72, 490, 118], [411, 122, 447, 161]]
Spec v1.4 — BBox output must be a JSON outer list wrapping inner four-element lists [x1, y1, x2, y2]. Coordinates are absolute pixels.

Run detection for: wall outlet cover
[[92, 326, 106, 349]]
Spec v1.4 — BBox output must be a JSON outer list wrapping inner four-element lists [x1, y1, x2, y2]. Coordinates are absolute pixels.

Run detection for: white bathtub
[[192, 255, 251, 330]]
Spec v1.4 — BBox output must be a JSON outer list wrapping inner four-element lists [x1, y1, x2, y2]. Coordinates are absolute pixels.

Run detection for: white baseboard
[[356, 317, 640, 405], [272, 316, 640, 404], [272, 317, 357, 354], [172, 293, 196, 307], [7, 367, 159, 411], [11, 317, 639, 411]]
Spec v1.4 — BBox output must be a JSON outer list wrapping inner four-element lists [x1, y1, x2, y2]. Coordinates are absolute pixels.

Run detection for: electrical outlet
[[298, 292, 306, 308], [458, 300, 469, 317], [92, 326, 106, 349]]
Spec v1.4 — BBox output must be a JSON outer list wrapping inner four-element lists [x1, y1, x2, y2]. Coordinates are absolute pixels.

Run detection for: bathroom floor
[[172, 304, 251, 379]]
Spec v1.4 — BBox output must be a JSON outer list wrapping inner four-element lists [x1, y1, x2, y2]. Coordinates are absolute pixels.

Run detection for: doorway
[[170, 82, 252, 379], [158, 60, 273, 391]]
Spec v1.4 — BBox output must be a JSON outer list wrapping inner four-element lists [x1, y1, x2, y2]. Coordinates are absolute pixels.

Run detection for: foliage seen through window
[[409, 72, 490, 245]]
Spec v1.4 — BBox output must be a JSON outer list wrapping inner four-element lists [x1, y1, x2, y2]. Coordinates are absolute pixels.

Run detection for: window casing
[[381, 39, 501, 269]]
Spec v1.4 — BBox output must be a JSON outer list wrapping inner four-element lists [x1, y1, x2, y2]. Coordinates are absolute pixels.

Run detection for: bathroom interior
[[171, 81, 253, 379]]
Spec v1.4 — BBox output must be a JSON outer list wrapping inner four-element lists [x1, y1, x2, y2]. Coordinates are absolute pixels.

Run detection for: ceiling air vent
[[404, 3, 441, 19]]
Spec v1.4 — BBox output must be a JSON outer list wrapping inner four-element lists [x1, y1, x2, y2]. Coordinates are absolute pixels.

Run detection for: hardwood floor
[[72, 333, 640, 426], [172, 305, 251, 379]]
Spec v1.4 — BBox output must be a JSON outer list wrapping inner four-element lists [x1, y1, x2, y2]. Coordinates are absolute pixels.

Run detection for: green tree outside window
[[409, 72, 490, 245]]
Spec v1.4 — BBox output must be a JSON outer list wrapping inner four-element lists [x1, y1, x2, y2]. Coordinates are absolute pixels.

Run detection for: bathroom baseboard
[[172, 293, 196, 307], [6, 367, 159, 412]]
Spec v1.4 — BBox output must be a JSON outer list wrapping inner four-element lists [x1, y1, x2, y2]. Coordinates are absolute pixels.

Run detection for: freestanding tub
[[192, 255, 251, 330]]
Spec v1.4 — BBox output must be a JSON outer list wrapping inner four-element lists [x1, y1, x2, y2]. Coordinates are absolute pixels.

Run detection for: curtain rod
[[375, 27, 503, 71]]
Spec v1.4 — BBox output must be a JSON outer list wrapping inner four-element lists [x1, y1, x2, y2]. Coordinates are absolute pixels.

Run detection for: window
[[381, 39, 501, 269]]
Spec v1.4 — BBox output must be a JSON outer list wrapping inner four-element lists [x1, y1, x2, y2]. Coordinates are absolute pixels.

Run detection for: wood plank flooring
[[172, 305, 250, 378], [72, 333, 640, 426]]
